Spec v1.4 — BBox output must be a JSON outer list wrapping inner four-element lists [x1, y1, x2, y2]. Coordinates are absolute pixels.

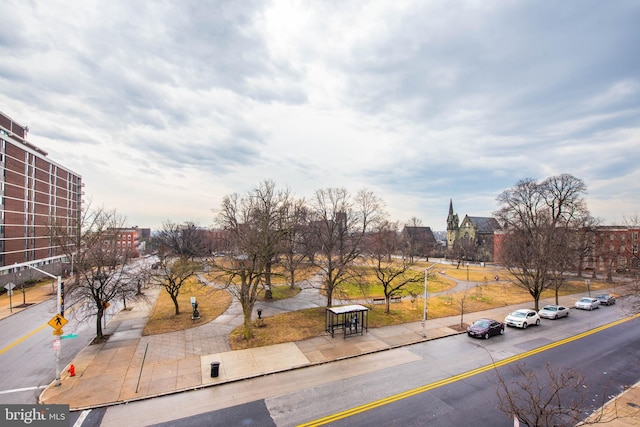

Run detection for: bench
[[372, 296, 402, 305]]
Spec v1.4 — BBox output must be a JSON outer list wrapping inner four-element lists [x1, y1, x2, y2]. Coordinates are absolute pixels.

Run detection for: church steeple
[[447, 199, 459, 231]]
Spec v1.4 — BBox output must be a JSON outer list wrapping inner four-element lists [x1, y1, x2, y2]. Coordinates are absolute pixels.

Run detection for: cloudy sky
[[1, 1, 639, 231]]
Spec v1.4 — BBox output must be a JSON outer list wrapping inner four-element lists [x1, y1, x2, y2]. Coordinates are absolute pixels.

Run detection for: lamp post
[[422, 265, 435, 338]]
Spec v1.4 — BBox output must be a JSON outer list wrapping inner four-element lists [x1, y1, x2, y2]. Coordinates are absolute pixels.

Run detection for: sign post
[[3, 282, 15, 313]]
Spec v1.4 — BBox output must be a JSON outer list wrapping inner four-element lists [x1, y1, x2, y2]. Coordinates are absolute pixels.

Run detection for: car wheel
[[522, 322, 528, 329], [500, 328, 504, 335], [484, 333, 489, 340], [589, 306, 593, 311], [554, 314, 558, 319], [535, 319, 540, 326]]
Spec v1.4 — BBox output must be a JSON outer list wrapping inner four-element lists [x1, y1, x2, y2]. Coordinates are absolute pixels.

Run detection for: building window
[[633, 232, 639, 241], [633, 243, 638, 255]]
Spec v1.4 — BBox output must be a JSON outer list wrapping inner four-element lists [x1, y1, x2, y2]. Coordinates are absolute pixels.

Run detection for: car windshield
[[543, 306, 557, 311], [596, 295, 607, 299], [510, 311, 526, 318], [579, 298, 592, 303], [473, 320, 490, 328]]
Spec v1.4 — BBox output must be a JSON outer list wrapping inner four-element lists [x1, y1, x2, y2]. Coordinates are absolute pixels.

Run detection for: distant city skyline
[[1, 1, 638, 231]]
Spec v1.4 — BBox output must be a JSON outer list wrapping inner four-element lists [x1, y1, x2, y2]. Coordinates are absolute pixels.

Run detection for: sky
[[1, 0, 639, 232]]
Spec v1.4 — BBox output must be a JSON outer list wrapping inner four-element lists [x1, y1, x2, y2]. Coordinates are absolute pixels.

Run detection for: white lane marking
[[0, 385, 47, 395], [73, 409, 91, 427]]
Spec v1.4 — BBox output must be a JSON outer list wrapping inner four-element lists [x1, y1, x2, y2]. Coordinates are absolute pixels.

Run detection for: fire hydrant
[[68, 364, 75, 377]]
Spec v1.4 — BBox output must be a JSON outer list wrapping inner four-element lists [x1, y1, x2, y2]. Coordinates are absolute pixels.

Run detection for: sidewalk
[[4, 281, 638, 425]]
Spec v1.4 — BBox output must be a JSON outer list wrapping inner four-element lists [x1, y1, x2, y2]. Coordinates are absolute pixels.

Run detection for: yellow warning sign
[[48, 314, 68, 330], [53, 328, 64, 336]]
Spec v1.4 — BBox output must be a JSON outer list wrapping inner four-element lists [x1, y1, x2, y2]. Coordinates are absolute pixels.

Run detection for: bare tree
[[150, 221, 207, 315], [308, 188, 385, 307], [151, 253, 202, 315], [154, 221, 209, 260], [366, 221, 422, 313], [494, 174, 590, 310], [279, 198, 310, 289], [53, 208, 140, 340], [213, 180, 291, 340], [496, 362, 608, 426]]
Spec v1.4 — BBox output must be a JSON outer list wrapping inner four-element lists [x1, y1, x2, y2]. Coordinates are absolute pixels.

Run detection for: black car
[[467, 318, 505, 339], [595, 294, 616, 306]]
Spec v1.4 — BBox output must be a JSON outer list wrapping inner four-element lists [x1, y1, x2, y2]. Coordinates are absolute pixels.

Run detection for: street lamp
[[422, 265, 435, 338]]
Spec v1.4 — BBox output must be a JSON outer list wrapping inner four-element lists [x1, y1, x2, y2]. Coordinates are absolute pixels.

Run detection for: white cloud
[[1, 0, 639, 231]]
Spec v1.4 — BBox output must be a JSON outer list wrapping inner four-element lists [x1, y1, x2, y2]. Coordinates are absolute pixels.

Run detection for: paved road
[[88, 302, 637, 426], [0, 256, 156, 404], [0, 298, 95, 404]]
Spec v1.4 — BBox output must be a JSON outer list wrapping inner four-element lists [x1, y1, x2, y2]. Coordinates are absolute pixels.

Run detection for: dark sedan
[[467, 318, 505, 339], [595, 294, 616, 305]]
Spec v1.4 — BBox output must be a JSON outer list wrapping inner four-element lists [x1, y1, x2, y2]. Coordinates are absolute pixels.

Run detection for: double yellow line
[[299, 314, 640, 426]]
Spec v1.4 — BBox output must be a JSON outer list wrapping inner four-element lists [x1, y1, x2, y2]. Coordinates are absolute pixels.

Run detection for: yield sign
[[48, 314, 68, 330]]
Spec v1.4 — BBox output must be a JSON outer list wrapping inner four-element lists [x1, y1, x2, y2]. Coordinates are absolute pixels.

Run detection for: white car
[[504, 309, 541, 329], [575, 297, 600, 310], [538, 305, 570, 320]]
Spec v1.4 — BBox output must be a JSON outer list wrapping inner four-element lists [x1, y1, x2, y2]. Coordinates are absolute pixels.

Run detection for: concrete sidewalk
[[3, 280, 637, 425]]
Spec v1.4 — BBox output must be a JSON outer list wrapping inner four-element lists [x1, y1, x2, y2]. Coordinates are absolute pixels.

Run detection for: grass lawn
[[228, 271, 620, 350], [143, 277, 232, 335], [143, 261, 622, 350]]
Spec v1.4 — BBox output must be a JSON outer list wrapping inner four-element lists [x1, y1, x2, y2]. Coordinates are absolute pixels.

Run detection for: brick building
[[587, 226, 640, 275], [0, 111, 82, 284], [493, 226, 640, 276]]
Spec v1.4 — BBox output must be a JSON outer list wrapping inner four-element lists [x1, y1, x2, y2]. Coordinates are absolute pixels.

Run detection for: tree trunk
[[242, 307, 253, 340], [96, 308, 104, 339], [171, 294, 180, 315]]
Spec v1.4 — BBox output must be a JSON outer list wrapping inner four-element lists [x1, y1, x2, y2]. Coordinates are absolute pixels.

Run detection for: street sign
[[61, 333, 78, 340], [52, 340, 60, 350], [48, 314, 68, 330], [53, 329, 63, 336], [3, 282, 15, 291]]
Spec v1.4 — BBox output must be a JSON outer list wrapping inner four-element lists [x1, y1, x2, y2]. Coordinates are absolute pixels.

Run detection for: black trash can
[[210, 361, 220, 378]]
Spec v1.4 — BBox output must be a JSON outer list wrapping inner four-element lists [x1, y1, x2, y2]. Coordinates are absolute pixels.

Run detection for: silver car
[[538, 305, 570, 319], [575, 297, 600, 310]]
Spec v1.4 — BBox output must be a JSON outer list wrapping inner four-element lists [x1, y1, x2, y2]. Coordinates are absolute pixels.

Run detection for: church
[[446, 200, 501, 262]]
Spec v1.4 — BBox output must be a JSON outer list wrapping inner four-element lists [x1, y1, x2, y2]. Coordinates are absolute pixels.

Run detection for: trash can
[[210, 361, 220, 378]]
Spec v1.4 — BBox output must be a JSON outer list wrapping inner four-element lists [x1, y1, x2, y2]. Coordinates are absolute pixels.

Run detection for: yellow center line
[[0, 323, 49, 355], [299, 313, 640, 427], [0, 303, 81, 356]]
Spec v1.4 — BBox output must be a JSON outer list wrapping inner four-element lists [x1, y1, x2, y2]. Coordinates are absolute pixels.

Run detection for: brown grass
[[228, 274, 619, 350], [143, 277, 232, 335]]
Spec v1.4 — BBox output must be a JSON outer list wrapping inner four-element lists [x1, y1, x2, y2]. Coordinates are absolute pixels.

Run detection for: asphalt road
[[0, 297, 97, 404], [0, 256, 157, 405], [86, 303, 638, 427]]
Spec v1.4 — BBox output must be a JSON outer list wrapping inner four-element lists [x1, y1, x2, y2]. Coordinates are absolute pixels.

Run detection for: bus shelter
[[326, 305, 369, 338]]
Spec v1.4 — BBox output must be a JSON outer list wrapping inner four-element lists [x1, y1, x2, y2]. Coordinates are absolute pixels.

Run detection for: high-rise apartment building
[[0, 111, 82, 284]]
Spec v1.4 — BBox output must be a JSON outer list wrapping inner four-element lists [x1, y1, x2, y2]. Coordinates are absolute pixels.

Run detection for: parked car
[[538, 305, 570, 320], [467, 318, 505, 339], [575, 297, 600, 310], [504, 308, 541, 328], [595, 294, 616, 306]]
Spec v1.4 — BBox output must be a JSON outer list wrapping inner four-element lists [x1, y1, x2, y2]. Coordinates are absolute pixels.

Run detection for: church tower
[[446, 199, 459, 251]]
